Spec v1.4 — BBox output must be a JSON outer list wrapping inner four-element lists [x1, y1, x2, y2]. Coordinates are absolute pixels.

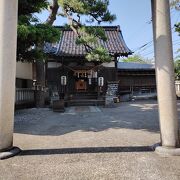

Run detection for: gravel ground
[[0, 100, 180, 180]]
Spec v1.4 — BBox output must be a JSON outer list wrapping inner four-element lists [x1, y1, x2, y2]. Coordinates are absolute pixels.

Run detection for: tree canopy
[[172, 0, 180, 57], [170, 0, 180, 35], [170, 0, 180, 9], [58, 0, 116, 62], [121, 55, 152, 64], [17, 0, 60, 61], [17, 0, 116, 63]]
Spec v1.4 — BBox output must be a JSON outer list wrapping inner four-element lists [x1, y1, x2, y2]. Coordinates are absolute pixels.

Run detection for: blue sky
[[36, 0, 179, 60]]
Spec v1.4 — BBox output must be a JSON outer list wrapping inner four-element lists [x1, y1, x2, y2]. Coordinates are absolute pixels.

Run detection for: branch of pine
[[46, 0, 59, 25]]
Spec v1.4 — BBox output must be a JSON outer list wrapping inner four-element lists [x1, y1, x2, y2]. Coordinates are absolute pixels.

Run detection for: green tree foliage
[[175, 22, 180, 36], [17, 0, 60, 61], [171, 0, 180, 56], [170, 0, 180, 9], [58, 0, 116, 62], [122, 55, 151, 64], [170, 0, 180, 35], [18, 0, 115, 62]]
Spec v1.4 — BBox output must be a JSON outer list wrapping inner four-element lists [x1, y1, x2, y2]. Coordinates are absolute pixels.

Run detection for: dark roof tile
[[45, 26, 132, 57], [118, 62, 155, 70]]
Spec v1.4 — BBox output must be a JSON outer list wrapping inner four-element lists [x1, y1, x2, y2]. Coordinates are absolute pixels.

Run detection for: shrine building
[[44, 26, 133, 106]]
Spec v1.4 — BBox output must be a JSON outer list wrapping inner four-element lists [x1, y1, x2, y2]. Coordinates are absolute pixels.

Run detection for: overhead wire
[[131, 9, 179, 58]]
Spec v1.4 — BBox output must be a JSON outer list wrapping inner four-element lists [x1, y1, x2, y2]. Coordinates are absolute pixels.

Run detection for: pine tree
[[18, 0, 60, 61], [58, 0, 116, 62]]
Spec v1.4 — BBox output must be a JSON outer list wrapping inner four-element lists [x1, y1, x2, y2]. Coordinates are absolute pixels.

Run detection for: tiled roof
[[118, 62, 155, 70], [44, 26, 132, 57]]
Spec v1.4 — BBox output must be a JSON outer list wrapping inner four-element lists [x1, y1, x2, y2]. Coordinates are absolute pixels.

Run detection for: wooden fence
[[15, 88, 35, 109]]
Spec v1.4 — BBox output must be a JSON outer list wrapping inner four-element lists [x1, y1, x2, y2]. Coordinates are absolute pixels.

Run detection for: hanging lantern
[[98, 77, 104, 87], [88, 78, 92, 85], [61, 76, 67, 86]]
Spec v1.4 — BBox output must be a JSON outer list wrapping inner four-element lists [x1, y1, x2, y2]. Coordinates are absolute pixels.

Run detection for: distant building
[[15, 62, 35, 108], [16, 61, 33, 88], [118, 62, 156, 96]]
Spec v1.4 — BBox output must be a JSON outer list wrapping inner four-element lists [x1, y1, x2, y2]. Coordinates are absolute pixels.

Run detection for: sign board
[[106, 81, 119, 96], [105, 81, 119, 107]]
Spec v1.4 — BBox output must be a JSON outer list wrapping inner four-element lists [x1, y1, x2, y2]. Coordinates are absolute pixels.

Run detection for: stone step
[[65, 99, 105, 106], [69, 93, 98, 100]]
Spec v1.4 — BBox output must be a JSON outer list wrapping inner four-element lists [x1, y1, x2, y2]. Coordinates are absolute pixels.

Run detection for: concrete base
[[153, 144, 180, 156], [0, 147, 21, 160]]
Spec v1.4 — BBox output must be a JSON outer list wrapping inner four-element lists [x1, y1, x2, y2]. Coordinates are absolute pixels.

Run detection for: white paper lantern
[[88, 78, 92, 85], [98, 77, 104, 86], [61, 76, 67, 85]]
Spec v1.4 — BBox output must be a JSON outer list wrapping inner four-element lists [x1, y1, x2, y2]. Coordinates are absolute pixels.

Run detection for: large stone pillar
[[0, 0, 20, 159], [151, 0, 180, 155]]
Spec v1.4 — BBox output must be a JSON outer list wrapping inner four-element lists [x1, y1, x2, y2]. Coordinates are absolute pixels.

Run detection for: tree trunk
[[46, 0, 59, 25], [36, 0, 59, 108], [35, 0, 59, 108], [35, 60, 46, 108]]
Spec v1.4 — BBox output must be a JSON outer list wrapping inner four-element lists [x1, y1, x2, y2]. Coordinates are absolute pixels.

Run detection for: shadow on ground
[[14, 100, 163, 136], [20, 146, 154, 156]]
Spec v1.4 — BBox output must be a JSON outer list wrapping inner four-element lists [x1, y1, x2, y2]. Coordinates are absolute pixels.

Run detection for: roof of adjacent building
[[44, 26, 132, 57], [118, 62, 155, 70]]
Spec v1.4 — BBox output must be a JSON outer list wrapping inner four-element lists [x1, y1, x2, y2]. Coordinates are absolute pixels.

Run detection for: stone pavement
[[0, 100, 180, 180], [66, 106, 102, 114]]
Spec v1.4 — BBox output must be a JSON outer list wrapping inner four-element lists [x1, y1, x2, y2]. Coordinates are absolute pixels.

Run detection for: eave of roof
[[117, 62, 155, 70]]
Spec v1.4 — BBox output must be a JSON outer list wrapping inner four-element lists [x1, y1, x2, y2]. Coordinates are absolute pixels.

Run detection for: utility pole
[[151, 0, 180, 155], [0, 0, 20, 159]]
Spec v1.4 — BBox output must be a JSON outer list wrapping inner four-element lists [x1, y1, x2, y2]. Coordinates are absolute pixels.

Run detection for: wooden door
[[76, 79, 87, 91]]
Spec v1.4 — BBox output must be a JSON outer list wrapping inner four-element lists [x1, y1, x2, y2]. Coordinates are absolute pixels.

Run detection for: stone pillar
[[0, 0, 20, 159], [151, 0, 180, 155]]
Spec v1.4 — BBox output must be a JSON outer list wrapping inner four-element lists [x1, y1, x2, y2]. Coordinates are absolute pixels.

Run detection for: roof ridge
[[54, 25, 121, 31]]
